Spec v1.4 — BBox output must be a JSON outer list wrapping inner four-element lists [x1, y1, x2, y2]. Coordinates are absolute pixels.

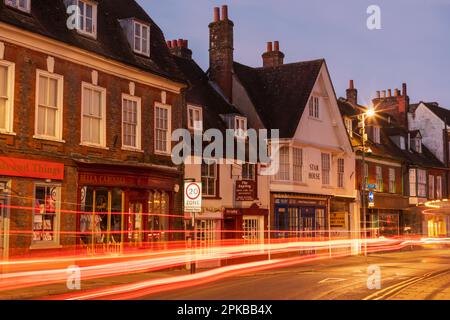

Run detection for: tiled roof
[[414, 102, 450, 125], [0, 0, 185, 83], [233, 59, 324, 138]]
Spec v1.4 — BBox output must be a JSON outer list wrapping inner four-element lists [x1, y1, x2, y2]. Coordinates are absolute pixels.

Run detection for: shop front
[[223, 206, 268, 243], [273, 194, 329, 240], [330, 197, 353, 239], [76, 161, 181, 254]]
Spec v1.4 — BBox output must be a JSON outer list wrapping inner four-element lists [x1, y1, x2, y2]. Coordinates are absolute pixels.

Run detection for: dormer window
[[78, 0, 97, 37], [5, 0, 30, 12], [234, 116, 247, 138], [133, 21, 150, 56], [373, 126, 381, 144], [412, 137, 422, 153], [399, 136, 406, 150], [187, 105, 203, 131]]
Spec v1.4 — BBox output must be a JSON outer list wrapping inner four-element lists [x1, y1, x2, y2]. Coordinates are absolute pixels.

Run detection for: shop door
[[275, 205, 289, 238], [300, 207, 316, 238], [128, 201, 145, 245], [0, 198, 7, 260], [243, 216, 264, 243]]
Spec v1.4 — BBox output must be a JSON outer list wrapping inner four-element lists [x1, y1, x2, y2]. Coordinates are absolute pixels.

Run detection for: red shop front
[[75, 161, 182, 254], [223, 205, 268, 242]]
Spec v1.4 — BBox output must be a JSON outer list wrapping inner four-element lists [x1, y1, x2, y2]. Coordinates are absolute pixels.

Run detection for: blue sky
[[138, 0, 450, 107]]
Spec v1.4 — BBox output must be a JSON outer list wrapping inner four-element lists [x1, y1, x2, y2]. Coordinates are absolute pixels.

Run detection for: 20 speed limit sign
[[184, 182, 202, 213]]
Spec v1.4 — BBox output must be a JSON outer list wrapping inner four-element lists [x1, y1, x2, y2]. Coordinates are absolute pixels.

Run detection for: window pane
[[48, 78, 58, 107], [46, 108, 56, 136], [37, 106, 46, 135], [0, 98, 6, 130], [91, 118, 100, 144], [33, 185, 59, 243], [39, 76, 48, 106], [0, 65, 7, 97]]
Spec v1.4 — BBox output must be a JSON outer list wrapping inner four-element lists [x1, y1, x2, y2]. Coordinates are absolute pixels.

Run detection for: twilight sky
[[138, 0, 450, 107]]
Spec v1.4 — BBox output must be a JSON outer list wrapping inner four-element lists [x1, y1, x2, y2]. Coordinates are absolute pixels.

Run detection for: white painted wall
[[408, 103, 446, 163]]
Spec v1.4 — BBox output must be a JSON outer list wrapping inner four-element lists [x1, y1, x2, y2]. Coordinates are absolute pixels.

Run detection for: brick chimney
[[346, 80, 358, 105], [372, 83, 410, 128], [167, 39, 192, 60], [262, 41, 285, 68], [209, 5, 234, 101]]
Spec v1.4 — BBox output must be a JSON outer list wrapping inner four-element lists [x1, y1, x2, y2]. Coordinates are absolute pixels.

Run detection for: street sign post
[[368, 191, 375, 208]]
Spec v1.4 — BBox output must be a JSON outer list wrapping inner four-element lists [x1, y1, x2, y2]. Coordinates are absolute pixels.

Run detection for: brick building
[[0, 0, 186, 260]]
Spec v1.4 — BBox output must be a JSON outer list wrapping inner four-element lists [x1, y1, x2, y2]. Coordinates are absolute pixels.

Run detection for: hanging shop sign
[[235, 180, 256, 201], [0, 157, 64, 180]]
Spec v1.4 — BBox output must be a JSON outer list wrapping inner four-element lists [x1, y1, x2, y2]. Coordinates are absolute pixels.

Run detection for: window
[[154, 103, 171, 154], [33, 185, 60, 245], [0, 61, 14, 134], [234, 116, 247, 138], [309, 96, 319, 119], [429, 175, 435, 199], [437, 176, 443, 199], [337, 158, 344, 188], [389, 168, 396, 193], [409, 169, 416, 197], [413, 138, 422, 153], [293, 148, 303, 182], [417, 169, 427, 197], [275, 146, 290, 181], [242, 163, 255, 181], [81, 82, 106, 147], [76, 0, 97, 38], [35, 70, 64, 141], [399, 136, 406, 150], [321, 153, 331, 185], [376, 166, 383, 192], [373, 126, 381, 144], [187, 105, 203, 131], [202, 161, 217, 197], [345, 118, 353, 137], [133, 21, 150, 56], [122, 95, 141, 150], [4, 0, 30, 12]]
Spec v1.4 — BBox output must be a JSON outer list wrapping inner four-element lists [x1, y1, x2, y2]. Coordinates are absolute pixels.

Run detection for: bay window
[[81, 82, 106, 147], [154, 103, 171, 154], [35, 70, 64, 141], [321, 153, 330, 185], [0, 60, 14, 134], [337, 158, 344, 188]]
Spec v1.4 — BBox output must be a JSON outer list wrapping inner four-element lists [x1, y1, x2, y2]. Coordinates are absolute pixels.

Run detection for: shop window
[[81, 82, 106, 147], [133, 21, 150, 56], [429, 175, 435, 200], [389, 168, 396, 193], [293, 148, 303, 182], [242, 163, 255, 181], [437, 176, 443, 199], [417, 169, 427, 197], [337, 158, 344, 188], [376, 166, 383, 192], [0, 60, 15, 134], [122, 94, 141, 150], [321, 153, 331, 185], [275, 146, 290, 181], [196, 220, 215, 244], [4, 0, 30, 12], [187, 105, 203, 131], [154, 103, 171, 154], [35, 70, 64, 141], [33, 185, 60, 245], [409, 169, 417, 197], [147, 191, 169, 242], [202, 161, 217, 197]]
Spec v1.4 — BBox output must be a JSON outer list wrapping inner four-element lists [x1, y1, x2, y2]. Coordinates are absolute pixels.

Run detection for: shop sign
[[224, 208, 241, 215], [0, 157, 64, 180], [184, 182, 202, 213], [308, 164, 320, 180], [275, 198, 327, 207], [330, 212, 347, 229], [235, 180, 256, 201]]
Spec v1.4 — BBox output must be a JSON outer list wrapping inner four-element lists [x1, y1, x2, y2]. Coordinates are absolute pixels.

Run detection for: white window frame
[[242, 163, 256, 181], [121, 94, 142, 151], [202, 160, 217, 197], [234, 116, 247, 139], [429, 175, 435, 200], [417, 169, 427, 198], [345, 118, 353, 137], [34, 70, 64, 142], [389, 168, 396, 193], [293, 148, 303, 182], [373, 126, 381, 144], [337, 158, 345, 188], [4, 0, 30, 12], [409, 169, 417, 197], [321, 153, 331, 186], [436, 176, 443, 199], [154, 102, 172, 155], [187, 105, 203, 131], [75, 0, 97, 38], [133, 21, 150, 57], [275, 145, 290, 181], [31, 183, 61, 248], [309, 96, 320, 119], [80, 82, 107, 148], [376, 166, 383, 192], [0, 60, 15, 134]]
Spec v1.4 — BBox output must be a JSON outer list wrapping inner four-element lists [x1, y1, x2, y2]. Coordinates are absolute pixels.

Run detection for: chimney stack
[[168, 38, 192, 60], [388, 89, 392, 97], [394, 88, 400, 97], [346, 80, 358, 105], [209, 5, 234, 101], [262, 40, 285, 68], [376, 91, 380, 99], [402, 83, 408, 97]]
